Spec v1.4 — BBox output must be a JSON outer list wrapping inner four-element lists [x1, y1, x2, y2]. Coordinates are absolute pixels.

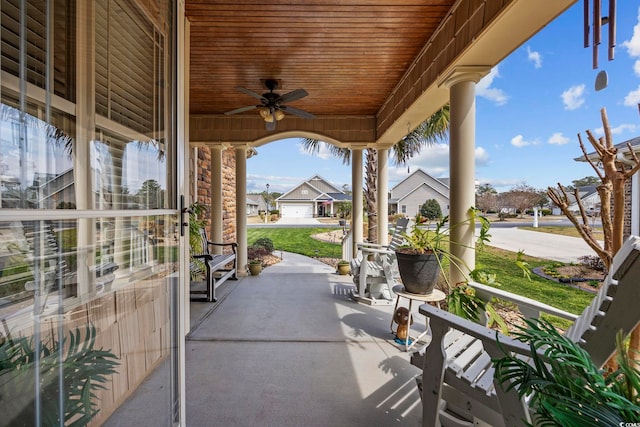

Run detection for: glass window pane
[[0, 103, 76, 209], [0, 215, 179, 425]]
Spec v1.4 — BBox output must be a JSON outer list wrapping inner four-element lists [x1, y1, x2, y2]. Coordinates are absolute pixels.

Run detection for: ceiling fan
[[224, 79, 315, 131]]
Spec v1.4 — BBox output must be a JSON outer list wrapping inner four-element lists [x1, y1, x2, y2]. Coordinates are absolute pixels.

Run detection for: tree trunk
[[365, 148, 377, 243], [548, 108, 640, 367]]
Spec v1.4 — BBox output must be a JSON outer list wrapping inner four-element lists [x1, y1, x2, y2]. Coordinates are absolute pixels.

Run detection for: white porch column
[[351, 148, 364, 254], [440, 66, 489, 286], [210, 145, 223, 254], [235, 147, 248, 276], [75, 1, 95, 295], [377, 148, 389, 245]]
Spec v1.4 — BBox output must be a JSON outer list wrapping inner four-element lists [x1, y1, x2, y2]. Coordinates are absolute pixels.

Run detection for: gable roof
[[305, 174, 344, 194], [390, 168, 449, 200], [577, 136, 640, 162], [549, 185, 599, 206], [392, 169, 448, 190], [277, 174, 348, 202]]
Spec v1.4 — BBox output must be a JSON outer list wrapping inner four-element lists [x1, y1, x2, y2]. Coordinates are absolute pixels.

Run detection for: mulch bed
[[532, 266, 605, 294]]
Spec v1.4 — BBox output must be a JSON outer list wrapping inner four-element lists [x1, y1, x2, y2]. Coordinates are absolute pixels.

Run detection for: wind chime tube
[[584, 0, 590, 48], [608, 0, 616, 61], [593, 0, 601, 69]]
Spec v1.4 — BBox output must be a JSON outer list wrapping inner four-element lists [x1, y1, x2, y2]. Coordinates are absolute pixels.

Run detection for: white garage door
[[281, 203, 313, 218]]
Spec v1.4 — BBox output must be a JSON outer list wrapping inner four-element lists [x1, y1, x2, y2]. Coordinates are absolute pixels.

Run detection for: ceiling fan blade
[[280, 105, 315, 120], [235, 86, 268, 102], [277, 89, 308, 104], [224, 105, 259, 115]]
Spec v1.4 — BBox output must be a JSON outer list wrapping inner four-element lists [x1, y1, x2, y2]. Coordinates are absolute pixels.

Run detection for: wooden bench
[[190, 228, 237, 302]]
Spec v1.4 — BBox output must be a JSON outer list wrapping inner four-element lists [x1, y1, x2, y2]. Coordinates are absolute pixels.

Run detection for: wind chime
[[583, 0, 616, 91]]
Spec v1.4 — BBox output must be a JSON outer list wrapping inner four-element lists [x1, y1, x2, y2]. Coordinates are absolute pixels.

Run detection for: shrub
[[248, 246, 271, 261], [420, 199, 442, 220], [578, 255, 606, 272], [253, 237, 274, 253]]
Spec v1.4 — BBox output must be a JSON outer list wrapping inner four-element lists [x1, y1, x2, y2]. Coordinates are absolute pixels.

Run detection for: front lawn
[[247, 227, 343, 259], [476, 246, 593, 315]]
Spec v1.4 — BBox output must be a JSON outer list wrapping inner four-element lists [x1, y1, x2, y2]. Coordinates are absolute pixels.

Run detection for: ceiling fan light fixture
[[259, 107, 271, 119], [274, 110, 285, 121]]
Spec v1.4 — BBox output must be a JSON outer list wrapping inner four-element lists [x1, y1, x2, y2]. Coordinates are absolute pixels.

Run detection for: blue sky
[[247, 2, 640, 195]]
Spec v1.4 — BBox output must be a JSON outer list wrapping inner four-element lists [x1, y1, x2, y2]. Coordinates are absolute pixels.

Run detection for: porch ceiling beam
[[190, 114, 376, 147]]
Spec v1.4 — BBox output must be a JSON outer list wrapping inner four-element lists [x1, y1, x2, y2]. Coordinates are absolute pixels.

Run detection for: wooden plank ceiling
[[185, 1, 455, 119]]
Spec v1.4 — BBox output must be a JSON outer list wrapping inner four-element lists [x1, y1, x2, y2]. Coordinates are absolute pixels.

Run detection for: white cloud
[[622, 8, 640, 58], [476, 67, 508, 106], [595, 122, 640, 136], [548, 132, 570, 145], [561, 84, 586, 110], [296, 141, 333, 160], [611, 123, 639, 134], [622, 9, 640, 78], [624, 85, 640, 107], [475, 146, 490, 166], [388, 143, 491, 181], [478, 178, 522, 192], [527, 46, 542, 68], [511, 134, 534, 147]]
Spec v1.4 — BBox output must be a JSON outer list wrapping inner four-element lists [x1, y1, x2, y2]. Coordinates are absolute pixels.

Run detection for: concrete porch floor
[[105, 252, 425, 426]]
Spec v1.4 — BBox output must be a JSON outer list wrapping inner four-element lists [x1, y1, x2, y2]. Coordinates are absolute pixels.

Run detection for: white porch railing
[[341, 229, 353, 261]]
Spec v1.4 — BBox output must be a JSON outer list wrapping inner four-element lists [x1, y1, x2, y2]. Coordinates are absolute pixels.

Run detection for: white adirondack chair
[[411, 235, 640, 427], [350, 217, 409, 305]]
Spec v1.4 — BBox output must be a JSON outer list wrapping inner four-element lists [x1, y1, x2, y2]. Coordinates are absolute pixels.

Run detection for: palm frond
[[392, 104, 450, 166], [300, 138, 351, 164], [0, 323, 120, 425], [494, 318, 640, 425]]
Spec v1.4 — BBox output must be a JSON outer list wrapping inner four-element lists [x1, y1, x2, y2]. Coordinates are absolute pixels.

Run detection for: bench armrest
[[468, 281, 578, 322], [357, 246, 394, 256], [418, 303, 531, 355], [357, 242, 388, 250], [206, 241, 238, 254]]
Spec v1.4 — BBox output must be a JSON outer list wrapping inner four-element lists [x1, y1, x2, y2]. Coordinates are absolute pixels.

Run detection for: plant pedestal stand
[[391, 284, 446, 352]]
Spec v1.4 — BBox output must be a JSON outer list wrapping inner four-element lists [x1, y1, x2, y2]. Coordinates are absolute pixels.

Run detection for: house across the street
[[389, 169, 449, 218], [246, 194, 267, 216], [276, 175, 350, 218]]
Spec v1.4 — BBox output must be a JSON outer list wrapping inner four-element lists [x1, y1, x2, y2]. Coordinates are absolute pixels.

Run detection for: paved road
[[483, 227, 598, 263]]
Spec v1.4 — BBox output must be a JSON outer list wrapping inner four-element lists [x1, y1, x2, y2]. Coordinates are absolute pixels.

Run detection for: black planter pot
[[395, 250, 441, 294]]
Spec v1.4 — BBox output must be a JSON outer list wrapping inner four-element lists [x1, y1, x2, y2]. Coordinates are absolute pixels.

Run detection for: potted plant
[[337, 260, 350, 275], [0, 324, 120, 425], [395, 208, 490, 294], [248, 259, 262, 276], [493, 319, 640, 425], [188, 201, 208, 280]]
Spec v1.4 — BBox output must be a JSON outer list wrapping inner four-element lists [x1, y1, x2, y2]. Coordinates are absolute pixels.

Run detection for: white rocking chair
[[411, 235, 640, 427], [350, 217, 409, 305]]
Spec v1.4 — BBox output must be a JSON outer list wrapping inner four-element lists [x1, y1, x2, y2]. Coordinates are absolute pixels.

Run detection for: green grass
[[248, 228, 343, 259], [520, 225, 604, 240], [477, 246, 594, 328]]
